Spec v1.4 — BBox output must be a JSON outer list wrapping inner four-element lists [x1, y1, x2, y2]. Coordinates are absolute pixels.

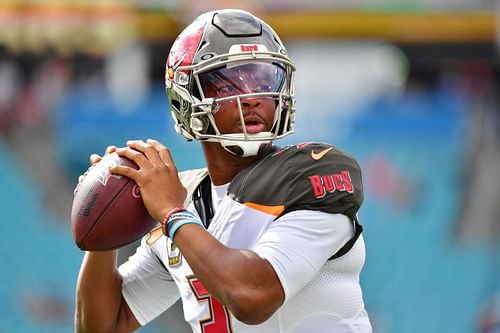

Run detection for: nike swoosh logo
[[311, 147, 333, 160]]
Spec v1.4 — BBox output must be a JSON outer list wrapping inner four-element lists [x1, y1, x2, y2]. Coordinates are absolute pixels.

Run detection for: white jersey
[[119, 143, 372, 333]]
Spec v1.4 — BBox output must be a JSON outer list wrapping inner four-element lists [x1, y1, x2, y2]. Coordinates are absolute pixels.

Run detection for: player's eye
[[254, 84, 272, 93], [217, 85, 239, 97]]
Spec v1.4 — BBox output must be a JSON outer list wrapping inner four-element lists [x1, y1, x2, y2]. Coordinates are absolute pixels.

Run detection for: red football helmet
[[165, 9, 296, 156]]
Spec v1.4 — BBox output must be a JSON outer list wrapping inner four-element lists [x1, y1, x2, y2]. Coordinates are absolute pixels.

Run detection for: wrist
[[161, 208, 204, 239], [166, 212, 203, 239]]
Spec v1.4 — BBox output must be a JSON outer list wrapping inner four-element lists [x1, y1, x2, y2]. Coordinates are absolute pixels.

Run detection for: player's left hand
[[110, 139, 187, 222]]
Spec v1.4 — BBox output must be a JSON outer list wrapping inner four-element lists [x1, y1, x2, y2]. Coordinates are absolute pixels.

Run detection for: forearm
[[174, 224, 284, 324], [75, 251, 124, 333]]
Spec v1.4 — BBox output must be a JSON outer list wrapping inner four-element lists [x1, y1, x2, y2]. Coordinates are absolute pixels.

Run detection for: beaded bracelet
[[161, 207, 187, 236]]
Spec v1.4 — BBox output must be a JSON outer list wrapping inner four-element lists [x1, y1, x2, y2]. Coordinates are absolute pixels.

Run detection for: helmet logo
[[169, 51, 187, 72], [166, 17, 207, 80], [241, 45, 258, 52], [229, 44, 268, 54]]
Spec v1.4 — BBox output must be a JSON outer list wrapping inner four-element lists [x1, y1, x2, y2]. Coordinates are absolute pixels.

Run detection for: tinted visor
[[199, 62, 287, 99]]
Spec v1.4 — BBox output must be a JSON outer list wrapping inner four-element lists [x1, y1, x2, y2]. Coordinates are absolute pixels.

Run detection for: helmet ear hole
[[191, 117, 208, 132], [190, 107, 216, 136]]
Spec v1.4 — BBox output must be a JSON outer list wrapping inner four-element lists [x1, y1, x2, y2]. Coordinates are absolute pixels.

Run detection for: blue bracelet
[[166, 210, 203, 239], [168, 217, 203, 239]]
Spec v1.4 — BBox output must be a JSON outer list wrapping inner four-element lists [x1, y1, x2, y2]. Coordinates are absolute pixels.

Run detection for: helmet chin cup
[[218, 133, 273, 157]]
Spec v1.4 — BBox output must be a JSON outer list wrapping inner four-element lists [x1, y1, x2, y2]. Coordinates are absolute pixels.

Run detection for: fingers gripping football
[[74, 146, 118, 195], [110, 139, 187, 222]]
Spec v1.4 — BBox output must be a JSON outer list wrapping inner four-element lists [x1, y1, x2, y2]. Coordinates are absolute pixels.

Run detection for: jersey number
[[188, 276, 233, 333]]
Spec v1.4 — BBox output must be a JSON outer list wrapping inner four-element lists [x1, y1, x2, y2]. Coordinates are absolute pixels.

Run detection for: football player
[[75, 9, 372, 333]]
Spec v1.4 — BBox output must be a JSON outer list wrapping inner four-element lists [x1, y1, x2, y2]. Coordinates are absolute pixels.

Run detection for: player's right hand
[[74, 145, 117, 195]]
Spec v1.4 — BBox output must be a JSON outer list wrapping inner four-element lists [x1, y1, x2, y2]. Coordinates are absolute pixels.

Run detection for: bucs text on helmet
[[165, 9, 296, 157]]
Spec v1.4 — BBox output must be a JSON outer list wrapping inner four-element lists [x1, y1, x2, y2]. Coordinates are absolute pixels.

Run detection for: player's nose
[[241, 98, 261, 108]]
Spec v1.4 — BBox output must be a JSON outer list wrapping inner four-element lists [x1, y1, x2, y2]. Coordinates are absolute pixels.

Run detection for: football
[[71, 152, 157, 251]]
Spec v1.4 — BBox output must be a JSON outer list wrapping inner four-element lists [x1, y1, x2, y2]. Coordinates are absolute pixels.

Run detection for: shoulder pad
[[228, 143, 363, 218]]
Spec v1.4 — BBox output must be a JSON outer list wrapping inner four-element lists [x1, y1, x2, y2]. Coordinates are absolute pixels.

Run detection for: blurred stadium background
[[1, 0, 499, 332]]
